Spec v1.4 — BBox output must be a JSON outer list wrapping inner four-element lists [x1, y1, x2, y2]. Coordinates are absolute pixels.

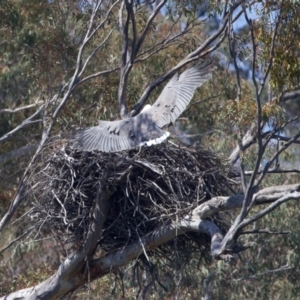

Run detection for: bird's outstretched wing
[[74, 119, 136, 152], [142, 60, 213, 128], [74, 60, 213, 152], [74, 114, 169, 152]]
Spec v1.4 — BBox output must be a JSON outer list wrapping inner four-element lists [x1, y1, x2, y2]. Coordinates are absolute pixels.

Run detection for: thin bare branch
[[228, 11, 241, 100], [193, 184, 300, 219], [135, 18, 197, 63], [229, 113, 300, 166], [242, 6, 262, 199], [241, 229, 290, 235], [229, 126, 257, 165], [280, 89, 300, 102], [117, 0, 167, 118], [136, 15, 182, 58], [234, 265, 292, 282], [0, 100, 45, 143], [0, 143, 38, 166], [228, 5, 281, 169], [0, 101, 44, 114], [78, 26, 117, 78], [75, 67, 120, 88], [271, 133, 300, 144], [256, 130, 300, 186], [134, 0, 167, 57], [0, 228, 34, 255], [227, 7, 282, 240], [117, 0, 132, 117], [245, 168, 300, 176], [0, 215, 225, 299], [239, 191, 300, 230], [0, 3, 114, 233], [192, 184, 300, 256]]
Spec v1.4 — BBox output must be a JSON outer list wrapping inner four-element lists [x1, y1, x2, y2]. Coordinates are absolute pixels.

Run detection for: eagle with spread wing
[[74, 60, 213, 152]]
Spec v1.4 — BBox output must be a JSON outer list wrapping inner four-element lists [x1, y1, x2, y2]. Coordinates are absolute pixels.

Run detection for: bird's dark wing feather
[[142, 60, 213, 128]]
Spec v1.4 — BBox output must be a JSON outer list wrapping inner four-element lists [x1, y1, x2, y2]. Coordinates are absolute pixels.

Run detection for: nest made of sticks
[[28, 142, 232, 255]]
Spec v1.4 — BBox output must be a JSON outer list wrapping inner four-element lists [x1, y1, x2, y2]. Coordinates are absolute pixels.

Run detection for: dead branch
[[280, 89, 300, 102], [229, 114, 300, 166], [190, 183, 300, 257], [0, 144, 38, 166], [117, 0, 167, 118], [0, 2, 116, 233], [241, 229, 290, 235], [256, 130, 300, 186], [270, 134, 300, 144], [245, 168, 300, 175], [0, 98, 48, 143], [134, 0, 167, 57], [228, 10, 241, 100], [0, 217, 224, 300], [220, 9, 283, 254], [0, 100, 44, 114], [193, 184, 300, 219], [233, 264, 292, 282], [3, 180, 299, 299]]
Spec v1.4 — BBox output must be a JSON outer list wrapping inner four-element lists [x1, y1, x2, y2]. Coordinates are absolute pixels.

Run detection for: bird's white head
[[141, 104, 152, 112]]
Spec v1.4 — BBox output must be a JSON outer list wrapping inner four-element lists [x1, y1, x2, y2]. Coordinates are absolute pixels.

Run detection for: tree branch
[[0, 212, 225, 299], [0, 99, 48, 143], [193, 184, 300, 219], [234, 264, 292, 282], [0, 100, 44, 114], [117, 0, 132, 117], [0, 3, 112, 233], [189, 183, 300, 258], [0, 143, 38, 166], [134, 0, 167, 57], [280, 89, 300, 102], [1, 167, 132, 300], [5, 181, 298, 298]]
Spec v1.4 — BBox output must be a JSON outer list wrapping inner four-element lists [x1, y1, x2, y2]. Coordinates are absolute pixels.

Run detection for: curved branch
[[0, 3, 111, 233], [190, 184, 300, 258], [0, 100, 44, 114], [3, 181, 300, 299], [193, 184, 300, 220], [0, 143, 38, 166], [134, 0, 167, 57], [0, 101, 46, 143], [280, 89, 300, 102], [0, 213, 224, 300]]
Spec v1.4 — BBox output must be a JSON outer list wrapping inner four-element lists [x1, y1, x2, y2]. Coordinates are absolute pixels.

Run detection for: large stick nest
[[28, 142, 232, 255]]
